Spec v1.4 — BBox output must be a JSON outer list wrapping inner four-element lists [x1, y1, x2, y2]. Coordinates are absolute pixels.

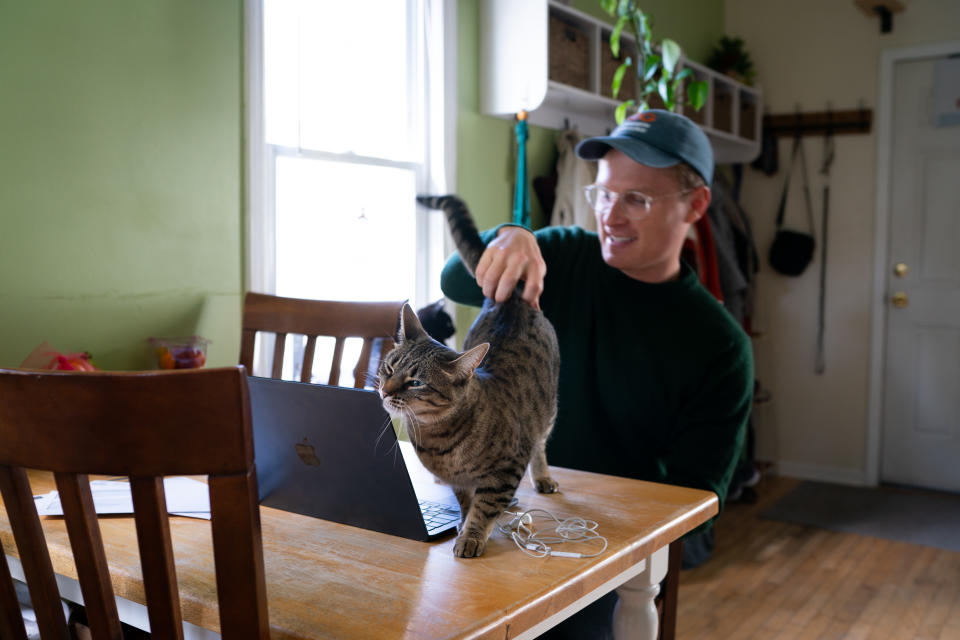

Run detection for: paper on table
[[33, 477, 211, 520]]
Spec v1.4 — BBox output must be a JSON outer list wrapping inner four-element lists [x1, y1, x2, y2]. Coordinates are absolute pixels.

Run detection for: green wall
[[0, 1, 243, 370]]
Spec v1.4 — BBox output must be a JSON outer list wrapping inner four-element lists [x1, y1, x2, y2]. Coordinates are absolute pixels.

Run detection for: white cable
[[496, 508, 608, 559]]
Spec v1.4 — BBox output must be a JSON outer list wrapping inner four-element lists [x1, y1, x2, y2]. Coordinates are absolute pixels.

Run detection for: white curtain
[[421, 0, 455, 196]]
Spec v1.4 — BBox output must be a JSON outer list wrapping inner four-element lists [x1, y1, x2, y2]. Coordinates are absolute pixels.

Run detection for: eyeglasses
[[583, 184, 694, 220]]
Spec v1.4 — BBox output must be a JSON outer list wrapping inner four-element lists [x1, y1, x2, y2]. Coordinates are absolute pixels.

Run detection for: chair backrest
[[0, 366, 269, 640], [239, 292, 404, 388]]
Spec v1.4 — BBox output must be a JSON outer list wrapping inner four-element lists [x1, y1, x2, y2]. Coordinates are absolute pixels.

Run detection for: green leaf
[[674, 68, 693, 82], [661, 38, 681, 76], [658, 75, 670, 105], [612, 60, 630, 98], [644, 54, 661, 82], [688, 80, 709, 111], [600, 0, 617, 15], [615, 99, 635, 125], [611, 16, 627, 58]]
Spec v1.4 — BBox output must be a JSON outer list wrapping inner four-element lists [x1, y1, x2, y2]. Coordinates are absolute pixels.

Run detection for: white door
[[880, 53, 960, 492]]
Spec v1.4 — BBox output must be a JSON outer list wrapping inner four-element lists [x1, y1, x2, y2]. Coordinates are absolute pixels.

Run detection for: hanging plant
[[600, 0, 709, 123]]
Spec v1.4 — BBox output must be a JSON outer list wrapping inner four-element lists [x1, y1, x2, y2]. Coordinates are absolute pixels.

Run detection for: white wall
[[726, 0, 960, 484]]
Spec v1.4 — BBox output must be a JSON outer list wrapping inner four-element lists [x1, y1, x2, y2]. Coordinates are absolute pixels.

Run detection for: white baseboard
[[773, 461, 873, 487]]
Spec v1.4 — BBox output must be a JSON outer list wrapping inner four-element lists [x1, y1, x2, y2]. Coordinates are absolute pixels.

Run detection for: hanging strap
[[814, 131, 835, 375], [775, 136, 816, 236], [513, 111, 531, 228]]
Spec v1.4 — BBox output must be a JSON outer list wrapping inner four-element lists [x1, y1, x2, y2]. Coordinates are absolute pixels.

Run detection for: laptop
[[246, 376, 460, 541]]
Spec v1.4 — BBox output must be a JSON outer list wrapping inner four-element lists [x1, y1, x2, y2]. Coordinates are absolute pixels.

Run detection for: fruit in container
[[149, 337, 210, 370]]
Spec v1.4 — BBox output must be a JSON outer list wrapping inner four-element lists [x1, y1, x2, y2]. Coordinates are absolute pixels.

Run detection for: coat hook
[[874, 5, 893, 33]]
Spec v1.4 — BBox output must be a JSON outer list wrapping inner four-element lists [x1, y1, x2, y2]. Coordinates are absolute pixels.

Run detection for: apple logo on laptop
[[295, 438, 322, 466]]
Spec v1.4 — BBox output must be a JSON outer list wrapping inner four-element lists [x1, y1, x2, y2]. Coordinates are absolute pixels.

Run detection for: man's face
[[593, 149, 709, 283]]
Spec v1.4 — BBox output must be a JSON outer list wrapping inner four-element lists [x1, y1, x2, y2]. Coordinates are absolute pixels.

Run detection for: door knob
[[891, 292, 908, 308], [893, 262, 908, 278]]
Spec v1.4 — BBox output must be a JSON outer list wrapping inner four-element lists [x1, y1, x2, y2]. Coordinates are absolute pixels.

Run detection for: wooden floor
[[675, 475, 960, 640]]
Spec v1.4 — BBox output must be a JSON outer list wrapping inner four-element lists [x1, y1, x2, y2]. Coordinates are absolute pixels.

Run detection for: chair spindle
[[300, 335, 318, 383], [0, 466, 69, 640], [53, 472, 123, 638], [130, 476, 184, 640]]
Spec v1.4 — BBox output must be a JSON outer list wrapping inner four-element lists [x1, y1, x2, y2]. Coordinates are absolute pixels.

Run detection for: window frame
[[244, 0, 457, 306]]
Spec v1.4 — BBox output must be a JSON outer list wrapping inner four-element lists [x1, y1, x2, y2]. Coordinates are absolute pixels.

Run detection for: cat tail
[[417, 195, 485, 273]]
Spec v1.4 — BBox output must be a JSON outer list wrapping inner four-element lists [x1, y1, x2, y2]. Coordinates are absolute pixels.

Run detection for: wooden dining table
[[2, 466, 716, 639]]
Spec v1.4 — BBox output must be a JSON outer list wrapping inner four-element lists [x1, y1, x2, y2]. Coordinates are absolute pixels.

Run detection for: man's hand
[[474, 226, 545, 310]]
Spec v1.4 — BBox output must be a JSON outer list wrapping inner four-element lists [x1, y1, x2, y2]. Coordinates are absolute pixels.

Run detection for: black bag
[[769, 230, 815, 276], [769, 136, 816, 276]]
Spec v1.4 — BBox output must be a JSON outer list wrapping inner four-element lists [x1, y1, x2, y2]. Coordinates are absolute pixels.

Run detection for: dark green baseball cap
[[575, 109, 713, 185]]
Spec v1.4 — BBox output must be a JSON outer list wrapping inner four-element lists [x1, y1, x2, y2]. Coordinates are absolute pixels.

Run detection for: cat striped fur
[[378, 195, 560, 558]]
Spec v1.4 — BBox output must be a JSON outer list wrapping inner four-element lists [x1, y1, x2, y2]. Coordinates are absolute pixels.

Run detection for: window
[[245, 0, 454, 382]]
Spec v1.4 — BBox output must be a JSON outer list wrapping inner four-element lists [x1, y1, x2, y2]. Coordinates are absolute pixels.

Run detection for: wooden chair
[[0, 366, 268, 639], [240, 292, 404, 388]]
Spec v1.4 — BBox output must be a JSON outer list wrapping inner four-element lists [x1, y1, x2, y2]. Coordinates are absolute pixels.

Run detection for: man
[[440, 110, 752, 635]]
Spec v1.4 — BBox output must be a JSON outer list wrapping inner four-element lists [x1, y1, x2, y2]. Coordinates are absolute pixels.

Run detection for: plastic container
[[149, 336, 210, 370]]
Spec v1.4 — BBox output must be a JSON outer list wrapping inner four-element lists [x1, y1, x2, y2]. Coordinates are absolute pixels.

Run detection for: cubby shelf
[[479, 0, 763, 165]]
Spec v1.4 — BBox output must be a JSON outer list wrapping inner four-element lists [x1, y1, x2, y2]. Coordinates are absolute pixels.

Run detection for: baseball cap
[[575, 109, 714, 185]]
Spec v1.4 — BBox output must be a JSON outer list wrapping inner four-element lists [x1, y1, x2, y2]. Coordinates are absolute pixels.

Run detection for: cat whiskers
[[381, 394, 421, 445], [374, 415, 397, 453], [399, 404, 422, 446]]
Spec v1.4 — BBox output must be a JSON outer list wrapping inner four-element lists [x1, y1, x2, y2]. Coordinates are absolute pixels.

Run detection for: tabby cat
[[378, 195, 561, 558]]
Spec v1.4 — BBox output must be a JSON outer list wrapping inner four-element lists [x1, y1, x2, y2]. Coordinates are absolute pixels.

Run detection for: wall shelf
[[479, 0, 763, 165]]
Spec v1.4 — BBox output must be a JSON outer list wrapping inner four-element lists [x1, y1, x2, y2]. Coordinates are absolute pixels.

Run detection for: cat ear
[[449, 343, 489, 379], [397, 302, 427, 343]]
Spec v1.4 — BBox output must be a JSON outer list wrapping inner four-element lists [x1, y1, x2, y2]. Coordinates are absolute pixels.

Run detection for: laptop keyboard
[[419, 499, 460, 533]]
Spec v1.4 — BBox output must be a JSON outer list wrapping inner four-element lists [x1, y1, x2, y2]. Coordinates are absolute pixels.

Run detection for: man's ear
[[685, 185, 711, 224], [448, 343, 489, 379], [397, 302, 427, 343]]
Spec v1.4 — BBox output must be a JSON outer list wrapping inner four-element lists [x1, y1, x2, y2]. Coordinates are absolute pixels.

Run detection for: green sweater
[[440, 225, 753, 522]]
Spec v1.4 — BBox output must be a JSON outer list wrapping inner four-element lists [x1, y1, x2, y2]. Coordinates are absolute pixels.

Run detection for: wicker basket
[[646, 91, 666, 111], [740, 99, 757, 140], [600, 38, 636, 100], [549, 15, 590, 91], [713, 87, 733, 132]]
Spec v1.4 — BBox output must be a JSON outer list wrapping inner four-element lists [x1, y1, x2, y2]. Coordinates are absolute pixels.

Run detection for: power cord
[[496, 508, 608, 558]]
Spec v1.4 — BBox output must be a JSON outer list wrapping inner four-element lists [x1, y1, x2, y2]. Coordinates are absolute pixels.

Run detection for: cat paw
[[453, 534, 487, 558], [535, 477, 559, 494]]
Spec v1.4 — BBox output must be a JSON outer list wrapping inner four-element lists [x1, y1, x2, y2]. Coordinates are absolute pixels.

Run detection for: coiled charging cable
[[496, 508, 608, 558]]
